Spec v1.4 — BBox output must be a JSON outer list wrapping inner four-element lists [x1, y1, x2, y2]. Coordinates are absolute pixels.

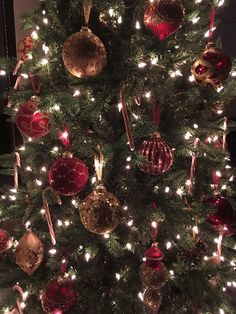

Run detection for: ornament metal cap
[[63, 151, 73, 158]]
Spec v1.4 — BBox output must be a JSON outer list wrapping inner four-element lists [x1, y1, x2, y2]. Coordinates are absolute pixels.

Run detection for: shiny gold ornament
[[15, 230, 44, 276], [62, 27, 107, 78], [143, 289, 162, 313], [191, 44, 232, 87], [79, 185, 122, 234], [139, 262, 169, 290]]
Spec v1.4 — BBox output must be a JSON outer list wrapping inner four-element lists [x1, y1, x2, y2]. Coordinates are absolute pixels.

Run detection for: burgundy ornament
[[138, 133, 174, 175], [144, 0, 184, 41], [0, 229, 13, 255], [191, 44, 232, 87], [16, 99, 50, 139], [206, 196, 236, 237], [49, 153, 89, 196], [41, 278, 77, 313]]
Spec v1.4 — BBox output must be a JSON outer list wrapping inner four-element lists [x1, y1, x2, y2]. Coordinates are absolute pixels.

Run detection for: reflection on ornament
[[191, 44, 232, 87], [79, 185, 122, 234], [15, 230, 44, 276], [62, 27, 107, 78], [144, 0, 184, 41], [16, 99, 50, 139]]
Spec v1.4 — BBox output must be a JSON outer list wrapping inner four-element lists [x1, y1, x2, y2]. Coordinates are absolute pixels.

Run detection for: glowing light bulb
[[126, 243, 132, 250], [49, 248, 57, 255], [135, 21, 141, 29], [138, 62, 147, 68], [85, 253, 91, 262], [43, 18, 49, 24], [0, 70, 6, 76], [166, 242, 172, 250]]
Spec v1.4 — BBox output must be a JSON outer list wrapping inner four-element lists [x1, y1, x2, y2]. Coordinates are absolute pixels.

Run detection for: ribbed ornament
[[138, 133, 173, 175]]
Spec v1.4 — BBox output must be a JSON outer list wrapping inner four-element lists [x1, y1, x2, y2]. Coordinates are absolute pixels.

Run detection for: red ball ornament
[[49, 153, 89, 196], [138, 133, 174, 175], [206, 196, 236, 237], [144, 0, 185, 41], [16, 99, 50, 139], [41, 278, 77, 313], [0, 229, 13, 255], [191, 44, 232, 86]]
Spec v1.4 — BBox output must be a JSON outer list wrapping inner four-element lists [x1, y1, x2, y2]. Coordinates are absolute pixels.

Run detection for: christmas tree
[[1, 0, 236, 313]]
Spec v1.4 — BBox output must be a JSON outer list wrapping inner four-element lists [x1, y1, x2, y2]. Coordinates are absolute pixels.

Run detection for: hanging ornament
[[138, 133, 174, 175], [41, 277, 77, 313], [15, 230, 44, 276], [49, 152, 89, 196], [139, 242, 169, 290], [62, 1, 106, 78], [144, 0, 185, 41], [0, 229, 13, 255], [62, 27, 107, 78], [205, 196, 236, 237], [191, 44, 232, 87], [143, 289, 162, 314], [79, 185, 122, 234], [17, 36, 34, 62], [15, 99, 50, 139]]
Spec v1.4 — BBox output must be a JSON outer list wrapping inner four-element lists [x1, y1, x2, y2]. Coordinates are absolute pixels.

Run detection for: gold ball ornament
[[62, 27, 107, 78], [79, 185, 122, 234], [15, 230, 44, 276], [143, 289, 162, 314], [139, 262, 169, 290], [191, 44, 232, 87]]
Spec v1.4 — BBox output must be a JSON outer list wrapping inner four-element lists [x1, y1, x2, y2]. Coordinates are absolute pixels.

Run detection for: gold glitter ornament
[[79, 185, 122, 234], [143, 289, 162, 313], [62, 27, 107, 78], [15, 230, 44, 276], [139, 262, 169, 290]]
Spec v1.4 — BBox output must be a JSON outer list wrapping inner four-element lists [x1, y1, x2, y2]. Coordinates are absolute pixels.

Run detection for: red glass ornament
[[138, 133, 174, 175], [0, 229, 13, 255], [206, 196, 236, 237], [49, 154, 89, 196], [144, 0, 184, 41], [41, 278, 77, 313], [145, 242, 164, 270], [16, 99, 50, 139]]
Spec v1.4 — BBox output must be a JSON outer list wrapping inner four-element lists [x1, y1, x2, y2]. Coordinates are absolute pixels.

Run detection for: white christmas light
[[122, 205, 128, 211], [135, 21, 141, 29], [219, 309, 225, 314], [176, 234, 181, 240], [25, 221, 31, 229], [19, 146, 26, 151], [31, 30, 38, 40], [41, 166, 47, 172], [204, 27, 216, 38], [104, 234, 110, 239], [73, 90, 80, 97], [20, 302, 26, 309], [151, 57, 158, 65], [57, 220, 63, 227], [126, 243, 132, 250], [204, 256, 209, 261], [192, 17, 200, 24], [193, 124, 198, 129], [108, 8, 114, 17], [127, 220, 133, 227], [40, 58, 48, 65], [49, 248, 57, 255], [138, 62, 147, 68], [0, 70, 6, 76], [127, 156, 132, 162], [222, 287, 226, 292], [192, 226, 199, 234], [43, 18, 49, 24], [117, 102, 122, 112], [85, 253, 91, 262], [217, 0, 225, 6], [145, 91, 151, 98], [165, 187, 170, 193], [166, 242, 172, 250], [53, 104, 60, 111], [115, 273, 121, 280], [217, 86, 224, 93], [138, 292, 144, 301], [189, 75, 195, 82], [184, 131, 192, 140], [118, 16, 122, 24], [21, 73, 29, 79], [9, 195, 16, 201], [10, 188, 17, 193], [40, 208, 46, 215], [35, 179, 43, 186]]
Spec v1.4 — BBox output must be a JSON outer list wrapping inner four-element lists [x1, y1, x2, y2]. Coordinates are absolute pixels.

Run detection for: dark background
[[1, 0, 236, 179]]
